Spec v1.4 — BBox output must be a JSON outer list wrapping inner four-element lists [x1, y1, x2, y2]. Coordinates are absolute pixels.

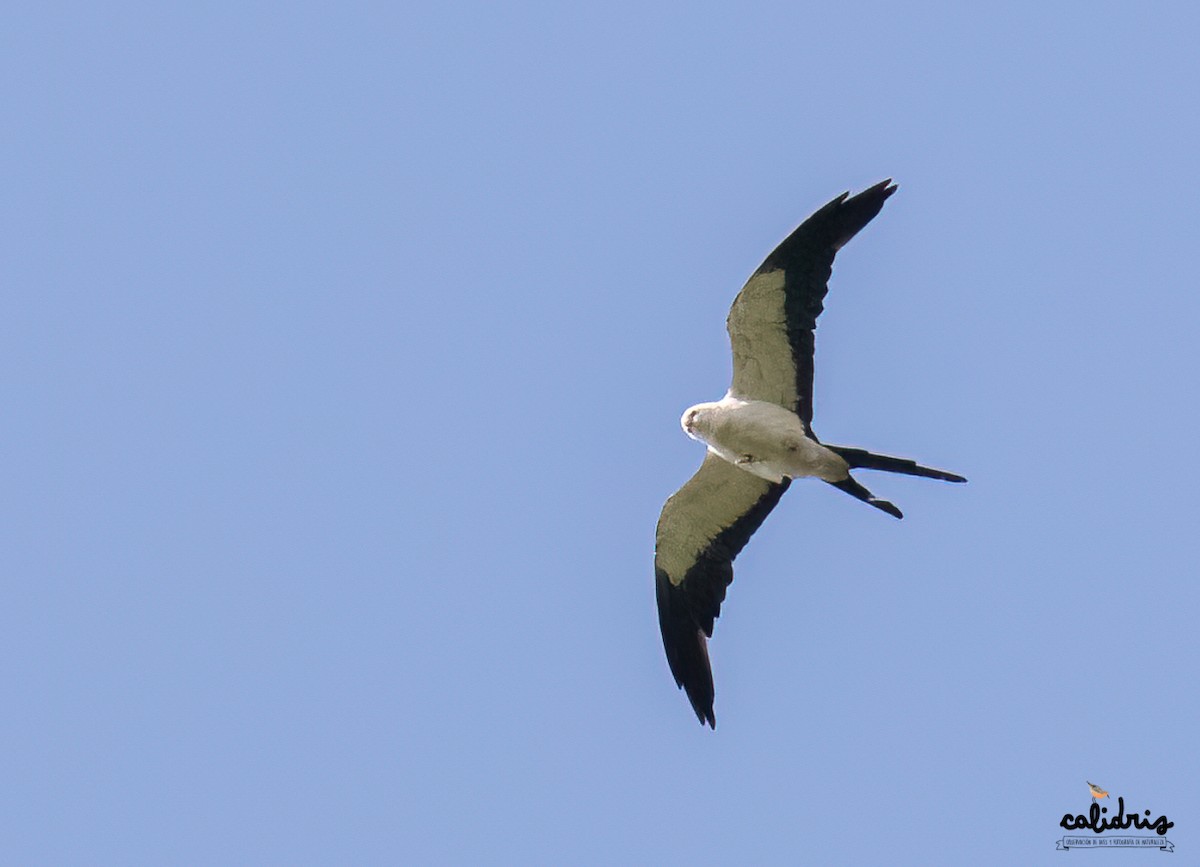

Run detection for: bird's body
[[1088, 782, 1110, 801], [683, 395, 847, 485], [654, 180, 966, 727]]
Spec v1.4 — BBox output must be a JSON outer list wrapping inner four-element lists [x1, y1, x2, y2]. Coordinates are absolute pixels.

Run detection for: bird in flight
[[1087, 782, 1110, 801], [654, 180, 966, 727]]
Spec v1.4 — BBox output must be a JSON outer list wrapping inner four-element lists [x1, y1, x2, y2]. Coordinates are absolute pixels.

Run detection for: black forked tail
[[827, 476, 903, 519], [826, 445, 967, 483]]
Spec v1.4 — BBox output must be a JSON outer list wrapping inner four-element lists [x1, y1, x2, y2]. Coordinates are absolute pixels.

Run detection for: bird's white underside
[[691, 391, 840, 480], [686, 394, 847, 484]]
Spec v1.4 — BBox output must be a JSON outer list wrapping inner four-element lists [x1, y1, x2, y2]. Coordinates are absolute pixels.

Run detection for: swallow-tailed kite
[[655, 180, 965, 727]]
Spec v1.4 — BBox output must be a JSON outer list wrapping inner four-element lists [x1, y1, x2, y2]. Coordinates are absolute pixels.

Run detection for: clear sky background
[[4, 2, 1198, 864]]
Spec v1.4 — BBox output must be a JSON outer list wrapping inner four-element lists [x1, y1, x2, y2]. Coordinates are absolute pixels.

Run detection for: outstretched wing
[[655, 453, 790, 727], [726, 180, 896, 428]]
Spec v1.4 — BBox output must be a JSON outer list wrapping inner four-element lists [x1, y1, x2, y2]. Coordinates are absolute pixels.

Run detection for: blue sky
[[4, 2, 1198, 864]]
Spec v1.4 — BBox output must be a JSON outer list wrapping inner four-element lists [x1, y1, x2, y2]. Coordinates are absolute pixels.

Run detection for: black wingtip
[[831, 180, 897, 249], [656, 568, 717, 729], [753, 179, 898, 276], [831, 179, 895, 204]]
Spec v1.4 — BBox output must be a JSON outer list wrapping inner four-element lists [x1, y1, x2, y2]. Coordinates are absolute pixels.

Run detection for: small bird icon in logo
[[1087, 781, 1110, 802]]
